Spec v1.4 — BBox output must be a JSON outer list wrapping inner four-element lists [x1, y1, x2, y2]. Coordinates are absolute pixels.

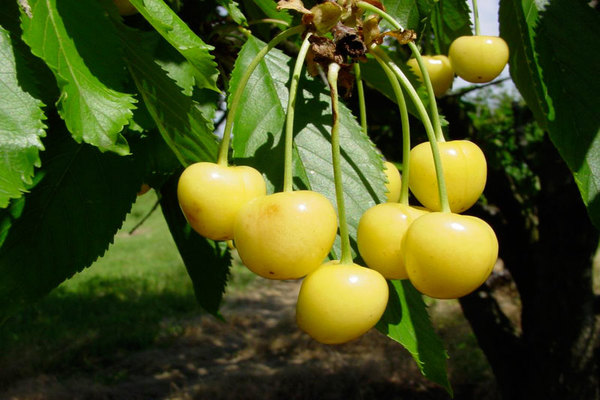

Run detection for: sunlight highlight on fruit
[[406, 55, 454, 97], [357, 203, 427, 279], [177, 162, 266, 241], [409, 140, 487, 213], [448, 36, 509, 83], [233, 190, 337, 280], [404, 212, 498, 299], [296, 261, 389, 344]]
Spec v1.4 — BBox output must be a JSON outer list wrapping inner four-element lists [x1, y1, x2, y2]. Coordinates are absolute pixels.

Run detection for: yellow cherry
[[406, 55, 454, 97], [296, 261, 389, 344], [404, 212, 498, 299], [357, 203, 427, 280], [177, 162, 266, 241], [449, 36, 509, 83], [233, 190, 337, 280], [408, 140, 487, 213]]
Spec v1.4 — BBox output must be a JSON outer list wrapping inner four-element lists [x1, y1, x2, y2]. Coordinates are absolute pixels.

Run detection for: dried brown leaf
[[362, 16, 381, 46], [277, 0, 310, 14], [381, 29, 417, 45], [309, 2, 343, 33]]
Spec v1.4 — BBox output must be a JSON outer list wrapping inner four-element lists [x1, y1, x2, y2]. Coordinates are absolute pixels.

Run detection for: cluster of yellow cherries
[[175, 1, 507, 345]]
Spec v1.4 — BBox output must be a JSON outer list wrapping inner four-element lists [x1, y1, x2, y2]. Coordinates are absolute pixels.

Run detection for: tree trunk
[[461, 138, 600, 400]]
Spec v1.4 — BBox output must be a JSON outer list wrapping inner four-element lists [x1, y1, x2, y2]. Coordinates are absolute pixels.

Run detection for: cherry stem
[[374, 56, 410, 205], [247, 18, 291, 28], [407, 43, 445, 142], [353, 63, 368, 136], [217, 25, 305, 166], [283, 32, 313, 193], [327, 63, 353, 265], [356, 1, 445, 142], [371, 47, 450, 213], [472, 0, 481, 36]]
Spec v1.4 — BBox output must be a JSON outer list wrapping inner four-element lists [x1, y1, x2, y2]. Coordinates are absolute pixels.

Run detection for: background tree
[[1, 0, 599, 399]]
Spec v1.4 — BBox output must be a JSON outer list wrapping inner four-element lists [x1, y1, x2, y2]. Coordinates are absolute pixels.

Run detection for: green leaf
[[0, 26, 46, 208], [20, 0, 136, 155], [0, 195, 27, 249], [216, 0, 248, 25], [535, 0, 600, 228], [0, 127, 145, 319], [128, 0, 219, 92], [152, 35, 221, 123], [154, 36, 198, 96], [115, 25, 219, 166], [430, 0, 472, 55], [243, 0, 292, 25], [134, 130, 181, 189], [160, 175, 232, 318], [380, 0, 433, 31], [230, 35, 387, 258], [376, 280, 451, 394], [500, 0, 600, 228], [499, 0, 549, 129]]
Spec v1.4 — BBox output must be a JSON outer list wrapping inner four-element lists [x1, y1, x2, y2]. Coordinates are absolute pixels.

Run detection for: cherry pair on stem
[[405, 0, 509, 94], [356, 2, 499, 299], [178, 26, 338, 282], [181, 29, 388, 344]]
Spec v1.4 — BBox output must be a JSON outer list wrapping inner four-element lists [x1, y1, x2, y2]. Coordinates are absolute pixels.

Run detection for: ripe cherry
[[296, 261, 389, 344], [404, 212, 498, 299], [408, 140, 487, 213], [233, 190, 337, 280], [406, 55, 454, 97], [177, 162, 266, 241], [448, 36, 509, 83], [357, 203, 427, 280]]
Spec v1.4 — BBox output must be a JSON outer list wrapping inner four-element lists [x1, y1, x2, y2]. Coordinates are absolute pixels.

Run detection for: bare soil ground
[[0, 278, 500, 400]]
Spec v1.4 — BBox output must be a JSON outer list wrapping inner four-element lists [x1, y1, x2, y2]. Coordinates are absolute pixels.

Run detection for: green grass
[[0, 191, 255, 385]]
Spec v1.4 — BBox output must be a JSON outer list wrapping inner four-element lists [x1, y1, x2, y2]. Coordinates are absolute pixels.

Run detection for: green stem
[[217, 25, 305, 166], [353, 63, 368, 136], [371, 47, 450, 213], [373, 57, 410, 205], [283, 32, 313, 192], [327, 63, 353, 265], [247, 18, 291, 28], [408, 43, 445, 142], [356, 1, 445, 142], [472, 0, 480, 36]]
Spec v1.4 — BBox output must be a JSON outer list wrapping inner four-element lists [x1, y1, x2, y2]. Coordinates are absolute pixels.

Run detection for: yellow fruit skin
[[233, 191, 337, 280], [409, 140, 487, 213], [406, 55, 454, 97], [177, 162, 266, 241], [357, 203, 427, 280], [449, 36, 509, 83], [404, 212, 498, 299], [383, 161, 401, 203], [113, 0, 138, 16], [296, 261, 389, 344]]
